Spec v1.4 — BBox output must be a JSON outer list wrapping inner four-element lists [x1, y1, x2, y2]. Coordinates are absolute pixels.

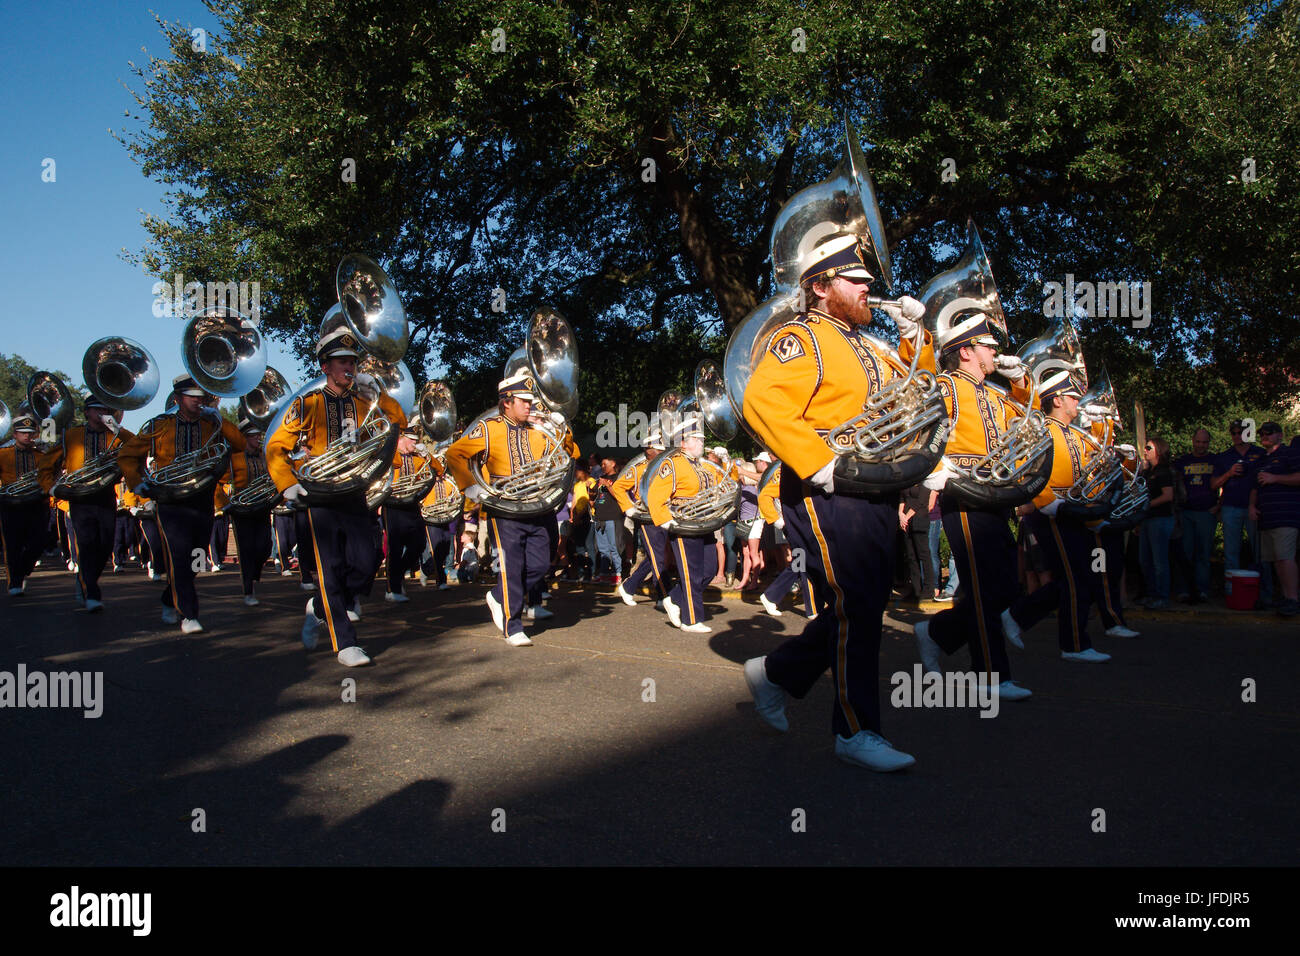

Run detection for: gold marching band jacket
[[443, 417, 580, 493], [420, 471, 461, 512], [645, 453, 738, 528], [228, 444, 270, 493], [117, 411, 247, 490], [36, 424, 135, 495], [264, 386, 407, 494], [757, 465, 782, 525], [0, 444, 47, 496], [934, 369, 1031, 472], [742, 308, 933, 480], [610, 456, 652, 514], [1032, 418, 1090, 511], [392, 448, 443, 485]]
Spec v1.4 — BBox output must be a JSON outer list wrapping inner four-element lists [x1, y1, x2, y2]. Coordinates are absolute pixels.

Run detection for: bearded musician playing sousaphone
[[266, 326, 409, 667]]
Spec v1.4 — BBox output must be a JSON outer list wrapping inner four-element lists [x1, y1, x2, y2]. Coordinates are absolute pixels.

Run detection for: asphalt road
[[1, 564, 1295, 866]]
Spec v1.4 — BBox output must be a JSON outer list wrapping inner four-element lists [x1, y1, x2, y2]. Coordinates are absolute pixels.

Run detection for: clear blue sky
[[0, 0, 303, 429]]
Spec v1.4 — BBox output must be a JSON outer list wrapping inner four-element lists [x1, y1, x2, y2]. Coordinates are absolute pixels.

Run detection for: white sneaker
[[505, 631, 533, 647], [281, 569, 295, 577], [301, 600, 322, 651], [161, 607, 180, 624], [994, 679, 1032, 701], [347, 599, 362, 622], [1001, 608, 1023, 649], [210, 563, 223, 573], [681, 622, 712, 633], [244, 594, 260, 606], [759, 593, 782, 617], [526, 604, 554, 620], [181, 618, 204, 634], [385, 592, 410, 603], [834, 731, 916, 772], [743, 657, 789, 732], [417, 570, 429, 587], [301, 582, 316, 591], [914, 619, 943, 675], [337, 645, 371, 666], [1105, 625, 1140, 638], [616, 583, 637, 606], [663, 595, 683, 628], [86, 599, 104, 613], [486, 592, 504, 632], [1062, 647, 1111, 662]]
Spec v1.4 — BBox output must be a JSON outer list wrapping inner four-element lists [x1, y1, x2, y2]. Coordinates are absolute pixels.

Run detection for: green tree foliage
[[121, 0, 1299, 442]]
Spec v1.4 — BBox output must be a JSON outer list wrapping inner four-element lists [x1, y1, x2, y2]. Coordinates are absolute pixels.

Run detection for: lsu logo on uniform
[[658, 460, 673, 479], [771, 333, 806, 364]]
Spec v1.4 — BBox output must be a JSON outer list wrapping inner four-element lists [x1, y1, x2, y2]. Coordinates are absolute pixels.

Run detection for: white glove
[[1084, 403, 1110, 419], [657, 520, 673, 531], [623, 507, 635, 517], [775, 517, 785, 530], [809, 460, 835, 494], [103, 417, 121, 435], [549, 411, 566, 428], [1116, 443, 1137, 460], [415, 442, 430, 457], [1039, 498, 1061, 517], [129, 506, 139, 516], [1077, 410, 1094, 428], [879, 295, 925, 339], [995, 355, 1027, 382], [464, 485, 482, 502], [923, 462, 959, 491], [623, 517, 634, 533], [283, 483, 308, 502]]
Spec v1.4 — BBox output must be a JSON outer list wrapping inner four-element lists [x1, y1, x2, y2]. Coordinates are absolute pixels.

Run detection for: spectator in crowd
[[1248, 422, 1300, 617], [733, 456, 764, 590], [591, 456, 624, 582], [1138, 435, 1176, 609], [1174, 427, 1218, 603], [898, 482, 932, 604], [1213, 419, 1270, 597], [567, 465, 591, 579], [925, 489, 957, 601]]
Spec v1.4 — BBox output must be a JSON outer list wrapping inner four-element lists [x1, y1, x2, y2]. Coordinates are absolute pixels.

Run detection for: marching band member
[[613, 429, 669, 607], [911, 316, 1034, 699], [740, 234, 926, 771], [38, 396, 134, 612], [754, 460, 817, 620], [1081, 408, 1140, 639], [384, 426, 440, 603], [444, 370, 580, 646], [123, 482, 164, 580], [118, 374, 247, 633], [644, 415, 736, 633], [112, 478, 134, 572], [266, 326, 407, 667], [1003, 372, 1112, 662], [0, 408, 53, 597], [209, 484, 230, 572], [271, 497, 297, 576], [227, 417, 275, 606], [420, 465, 462, 589]]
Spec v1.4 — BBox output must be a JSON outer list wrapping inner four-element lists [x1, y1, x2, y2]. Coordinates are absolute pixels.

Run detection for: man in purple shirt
[[1174, 428, 1218, 602], [1248, 422, 1300, 617], [1213, 420, 1270, 599]]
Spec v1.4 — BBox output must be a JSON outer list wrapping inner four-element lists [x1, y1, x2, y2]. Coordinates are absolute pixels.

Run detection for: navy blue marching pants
[[423, 523, 454, 585], [231, 512, 273, 595], [137, 514, 163, 572], [155, 499, 215, 620], [1092, 527, 1127, 629], [272, 511, 296, 567], [1011, 511, 1095, 652], [384, 506, 425, 594], [763, 562, 815, 617], [305, 502, 378, 652], [928, 503, 1016, 681], [0, 501, 48, 589], [763, 468, 897, 738], [209, 513, 229, 566], [489, 512, 553, 638], [625, 524, 670, 598], [113, 512, 133, 566], [668, 532, 716, 626], [294, 509, 316, 587], [69, 497, 116, 602]]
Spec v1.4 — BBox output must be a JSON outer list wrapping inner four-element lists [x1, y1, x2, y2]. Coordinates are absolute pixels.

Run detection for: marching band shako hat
[[1039, 370, 1085, 402], [798, 234, 875, 288], [11, 408, 39, 434], [317, 327, 361, 361], [669, 414, 704, 442], [237, 415, 262, 435], [940, 312, 1002, 354], [497, 370, 536, 403], [172, 373, 206, 397], [83, 394, 112, 412]]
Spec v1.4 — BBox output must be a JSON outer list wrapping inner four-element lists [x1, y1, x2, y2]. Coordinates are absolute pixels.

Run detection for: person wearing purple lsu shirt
[[1174, 428, 1218, 602], [1212, 419, 1270, 602]]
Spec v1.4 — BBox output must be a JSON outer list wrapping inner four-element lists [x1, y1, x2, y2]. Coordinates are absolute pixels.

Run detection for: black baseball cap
[[1259, 421, 1282, 435]]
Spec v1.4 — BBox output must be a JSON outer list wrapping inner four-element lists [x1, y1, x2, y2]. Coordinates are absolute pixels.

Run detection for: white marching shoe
[[385, 591, 410, 604], [161, 607, 180, 625], [526, 604, 553, 620], [1001, 608, 1024, 649], [743, 657, 788, 732], [181, 618, 204, 634], [913, 619, 943, 675], [994, 679, 1032, 701], [244, 594, 260, 606], [759, 593, 782, 617], [86, 599, 104, 613], [681, 622, 712, 633], [1062, 647, 1111, 662], [347, 598, 362, 622], [505, 631, 533, 647], [337, 645, 371, 667], [835, 731, 916, 772], [301, 599, 322, 651], [486, 591, 504, 631], [616, 583, 637, 606], [1105, 625, 1140, 638], [663, 596, 683, 628]]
